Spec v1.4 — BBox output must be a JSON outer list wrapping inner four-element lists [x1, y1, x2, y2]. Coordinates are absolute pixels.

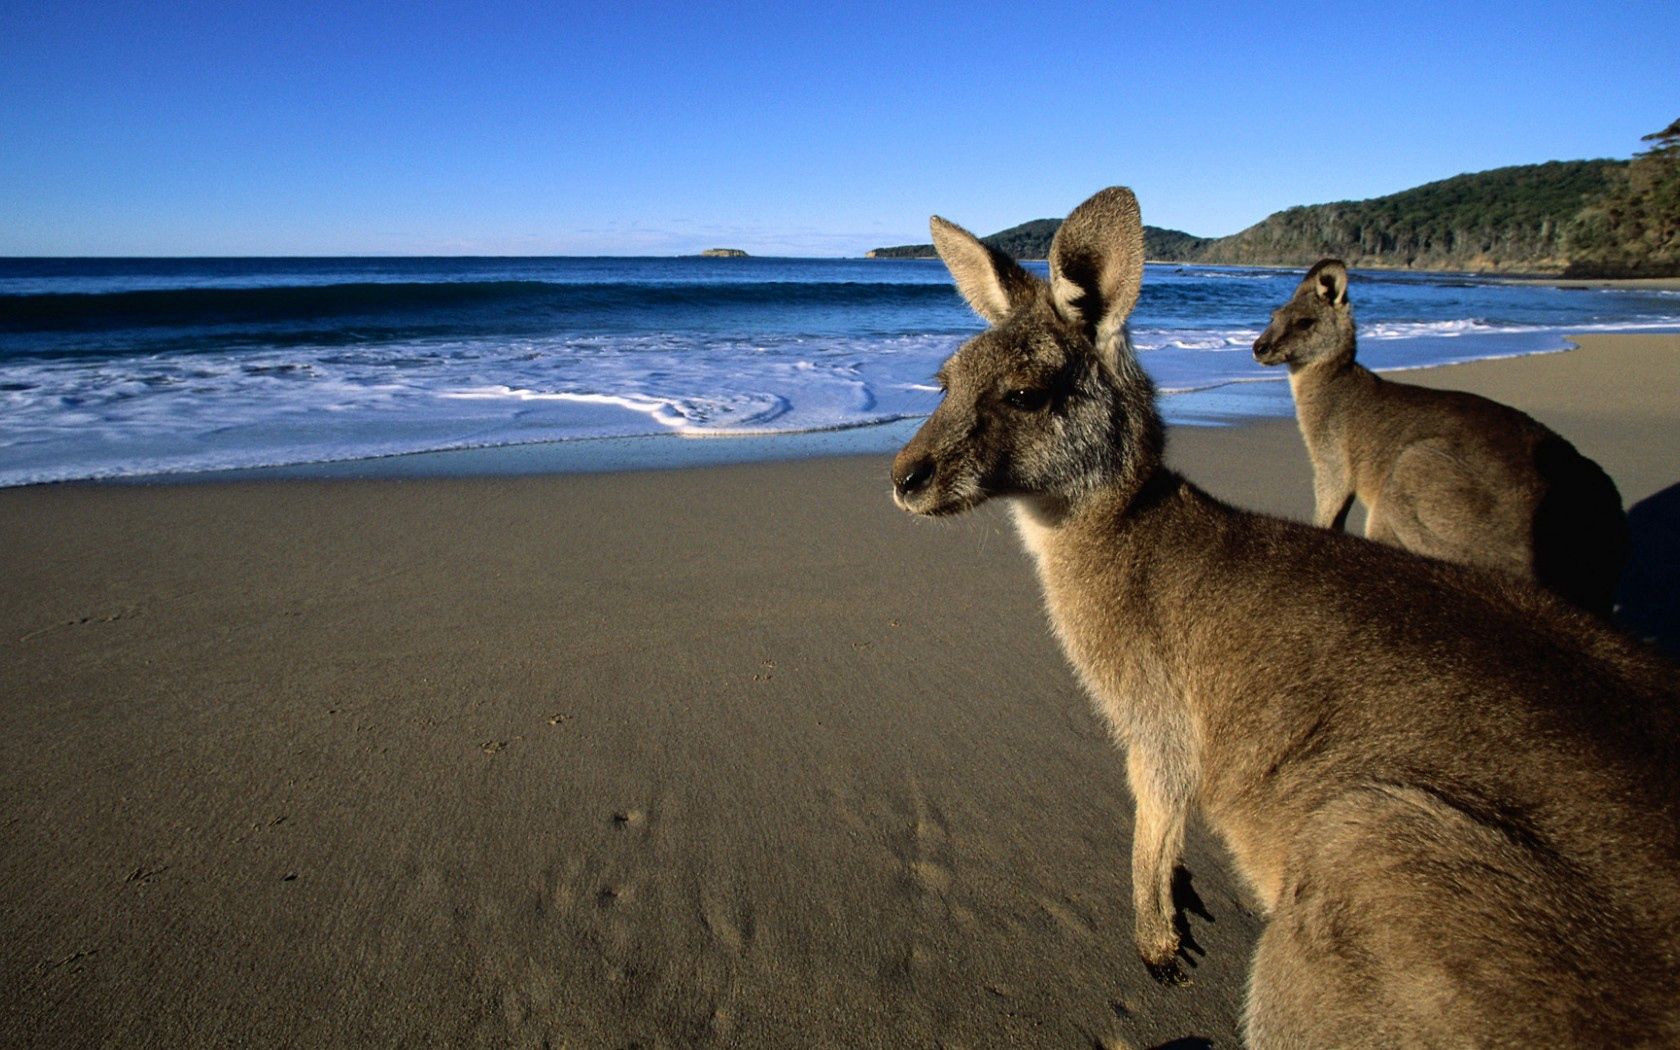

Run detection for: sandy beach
[[1496, 276, 1680, 291], [2, 332, 1676, 1048]]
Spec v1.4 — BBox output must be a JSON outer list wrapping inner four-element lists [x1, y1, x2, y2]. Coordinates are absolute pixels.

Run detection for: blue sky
[[3, 1, 1676, 256]]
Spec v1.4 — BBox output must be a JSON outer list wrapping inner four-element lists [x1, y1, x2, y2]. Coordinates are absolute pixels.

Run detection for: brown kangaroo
[[892, 187, 1680, 1047], [1253, 260, 1629, 615]]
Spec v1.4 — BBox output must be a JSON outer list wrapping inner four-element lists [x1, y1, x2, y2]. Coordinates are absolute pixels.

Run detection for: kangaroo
[[892, 187, 1680, 1047], [1253, 260, 1629, 615]]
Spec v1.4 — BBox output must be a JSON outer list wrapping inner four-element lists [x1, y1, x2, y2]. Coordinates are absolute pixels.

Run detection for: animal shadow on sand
[[1616, 480, 1680, 657]]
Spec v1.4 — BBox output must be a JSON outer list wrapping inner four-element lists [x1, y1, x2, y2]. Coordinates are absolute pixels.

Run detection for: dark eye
[[1292, 317, 1316, 332], [1003, 387, 1050, 411]]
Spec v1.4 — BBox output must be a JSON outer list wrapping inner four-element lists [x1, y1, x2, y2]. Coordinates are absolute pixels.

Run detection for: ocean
[[2, 256, 1678, 487]]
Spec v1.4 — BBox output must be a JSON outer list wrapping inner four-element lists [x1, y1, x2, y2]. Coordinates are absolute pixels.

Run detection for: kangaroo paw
[[1142, 952, 1190, 986]]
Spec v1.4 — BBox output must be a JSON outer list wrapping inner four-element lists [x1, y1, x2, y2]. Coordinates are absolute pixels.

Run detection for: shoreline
[[1494, 275, 1680, 290], [23, 328, 1676, 490], [3, 333, 1676, 1046]]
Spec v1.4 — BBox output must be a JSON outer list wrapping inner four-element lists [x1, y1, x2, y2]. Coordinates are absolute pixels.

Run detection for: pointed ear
[[930, 215, 1038, 324], [1303, 259, 1349, 307], [1047, 187, 1145, 351]]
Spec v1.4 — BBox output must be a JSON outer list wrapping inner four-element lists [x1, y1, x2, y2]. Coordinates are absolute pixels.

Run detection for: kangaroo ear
[[1048, 187, 1145, 350], [930, 215, 1038, 324], [1304, 259, 1349, 307]]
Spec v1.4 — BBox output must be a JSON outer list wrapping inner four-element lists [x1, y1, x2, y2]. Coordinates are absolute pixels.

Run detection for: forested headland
[[868, 120, 1680, 276]]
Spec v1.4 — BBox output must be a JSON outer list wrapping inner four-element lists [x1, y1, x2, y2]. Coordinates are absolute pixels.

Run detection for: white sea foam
[[0, 333, 961, 484], [3, 317, 1678, 487], [1133, 328, 1263, 352]]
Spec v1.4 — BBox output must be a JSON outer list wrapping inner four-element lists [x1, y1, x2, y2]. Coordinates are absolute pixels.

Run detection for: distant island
[[868, 119, 1679, 277], [700, 248, 749, 258]]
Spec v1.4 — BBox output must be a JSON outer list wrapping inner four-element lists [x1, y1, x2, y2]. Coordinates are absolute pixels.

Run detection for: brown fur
[[892, 188, 1680, 1048], [1253, 260, 1630, 615]]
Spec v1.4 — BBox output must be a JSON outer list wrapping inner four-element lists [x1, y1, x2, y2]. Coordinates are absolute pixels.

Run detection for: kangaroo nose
[[894, 457, 936, 497], [1252, 335, 1271, 359]]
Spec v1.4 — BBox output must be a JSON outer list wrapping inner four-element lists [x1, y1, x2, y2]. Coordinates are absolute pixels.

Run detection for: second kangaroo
[[1253, 260, 1628, 614]]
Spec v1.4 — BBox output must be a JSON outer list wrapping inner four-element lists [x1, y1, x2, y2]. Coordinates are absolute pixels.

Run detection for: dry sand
[[3, 333, 1676, 1048]]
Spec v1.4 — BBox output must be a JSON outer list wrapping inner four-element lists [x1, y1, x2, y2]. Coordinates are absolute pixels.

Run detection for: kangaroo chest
[[1008, 502, 1182, 747], [1291, 365, 1399, 493], [1290, 371, 1350, 459]]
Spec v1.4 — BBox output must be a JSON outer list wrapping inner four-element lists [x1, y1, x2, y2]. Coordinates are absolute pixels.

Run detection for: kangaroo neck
[[1287, 344, 1372, 433], [1007, 468, 1195, 715], [1286, 340, 1361, 389], [1008, 467, 1186, 570]]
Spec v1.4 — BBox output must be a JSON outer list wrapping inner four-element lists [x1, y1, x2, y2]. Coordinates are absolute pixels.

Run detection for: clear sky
[[3, 0, 1676, 256]]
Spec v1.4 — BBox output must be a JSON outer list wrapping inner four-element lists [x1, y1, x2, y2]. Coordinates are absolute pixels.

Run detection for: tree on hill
[[1644, 118, 1680, 148], [1564, 118, 1680, 277]]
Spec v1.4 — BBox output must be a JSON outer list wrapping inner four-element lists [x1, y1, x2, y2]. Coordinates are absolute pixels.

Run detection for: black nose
[[1252, 337, 1271, 360], [894, 457, 935, 497]]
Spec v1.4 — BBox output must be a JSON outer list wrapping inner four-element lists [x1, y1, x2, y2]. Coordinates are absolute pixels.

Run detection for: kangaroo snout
[[893, 453, 936, 500], [892, 421, 981, 517]]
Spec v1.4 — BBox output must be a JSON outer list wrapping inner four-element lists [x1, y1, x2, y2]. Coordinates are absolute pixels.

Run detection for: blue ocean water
[[2, 256, 1677, 486]]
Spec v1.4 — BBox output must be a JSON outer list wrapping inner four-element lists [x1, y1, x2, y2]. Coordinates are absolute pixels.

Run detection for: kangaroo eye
[[1003, 388, 1049, 412], [1292, 317, 1317, 332]]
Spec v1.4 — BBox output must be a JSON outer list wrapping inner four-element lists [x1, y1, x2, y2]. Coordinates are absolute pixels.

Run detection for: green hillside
[[867, 121, 1680, 276], [1193, 160, 1625, 272]]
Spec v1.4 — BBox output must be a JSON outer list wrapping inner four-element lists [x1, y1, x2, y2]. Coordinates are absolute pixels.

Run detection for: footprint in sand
[[1036, 895, 1094, 938], [707, 1005, 736, 1040], [539, 853, 589, 916], [700, 894, 756, 955], [903, 779, 955, 898]]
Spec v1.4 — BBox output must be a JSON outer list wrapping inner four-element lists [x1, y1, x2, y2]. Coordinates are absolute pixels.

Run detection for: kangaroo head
[[892, 187, 1162, 517], [1252, 259, 1354, 368]]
